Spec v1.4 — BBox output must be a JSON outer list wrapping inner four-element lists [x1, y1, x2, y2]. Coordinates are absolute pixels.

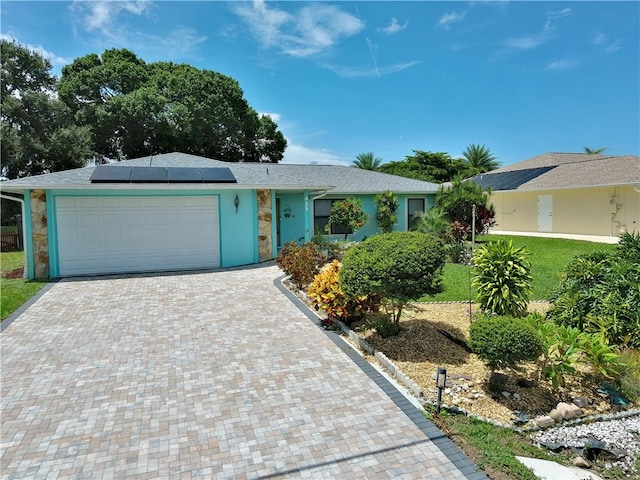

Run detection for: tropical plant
[[412, 207, 452, 241], [547, 233, 640, 348], [471, 240, 532, 317], [307, 260, 378, 323], [583, 146, 608, 155], [353, 152, 382, 171], [435, 179, 495, 241], [374, 190, 399, 233], [524, 313, 623, 389], [275, 241, 327, 290], [340, 232, 446, 328], [469, 315, 543, 374], [462, 144, 500, 174], [327, 198, 368, 240]]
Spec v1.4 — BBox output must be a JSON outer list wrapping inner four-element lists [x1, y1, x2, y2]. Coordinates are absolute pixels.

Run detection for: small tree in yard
[[374, 191, 399, 233], [327, 198, 368, 240], [340, 232, 446, 332]]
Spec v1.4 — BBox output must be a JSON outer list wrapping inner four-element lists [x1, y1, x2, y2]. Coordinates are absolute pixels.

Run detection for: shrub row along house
[[0, 153, 438, 278], [469, 152, 640, 238]]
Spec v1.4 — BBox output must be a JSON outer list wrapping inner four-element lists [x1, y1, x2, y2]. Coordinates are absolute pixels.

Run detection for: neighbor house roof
[[470, 152, 640, 192], [0, 152, 440, 194]]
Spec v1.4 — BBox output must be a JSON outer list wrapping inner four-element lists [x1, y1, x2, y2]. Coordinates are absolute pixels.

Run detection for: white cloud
[[234, 0, 364, 58], [506, 7, 572, 50], [437, 11, 467, 30], [605, 39, 622, 53], [547, 59, 579, 71], [282, 141, 348, 165], [592, 33, 606, 46], [323, 60, 421, 79], [379, 18, 408, 35], [72, 0, 151, 34], [0, 33, 69, 67]]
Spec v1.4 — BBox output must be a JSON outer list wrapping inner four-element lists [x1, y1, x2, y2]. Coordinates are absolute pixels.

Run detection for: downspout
[[0, 193, 28, 278]]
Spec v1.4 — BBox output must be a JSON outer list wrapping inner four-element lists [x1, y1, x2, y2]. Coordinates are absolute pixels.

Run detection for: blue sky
[[2, 1, 638, 167]]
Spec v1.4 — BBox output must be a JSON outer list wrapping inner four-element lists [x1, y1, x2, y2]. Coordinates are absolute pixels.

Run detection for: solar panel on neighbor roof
[[130, 166, 167, 183], [167, 167, 203, 183], [472, 166, 555, 191], [200, 168, 237, 183], [90, 166, 133, 183]]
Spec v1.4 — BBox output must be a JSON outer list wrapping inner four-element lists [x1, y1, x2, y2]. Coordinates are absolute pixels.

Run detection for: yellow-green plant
[[307, 260, 377, 322]]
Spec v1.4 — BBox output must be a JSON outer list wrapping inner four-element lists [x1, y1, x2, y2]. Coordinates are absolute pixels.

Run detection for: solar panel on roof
[[167, 167, 203, 183], [130, 167, 167, 183], [200, 168, 237, 183], [90, 166, 133, 183], [471, 166, 555, 191]]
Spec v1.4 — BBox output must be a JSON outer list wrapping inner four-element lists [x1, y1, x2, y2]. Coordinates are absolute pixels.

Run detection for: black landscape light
[[234, 194, 240, 213], [436, 367, 447, 413]]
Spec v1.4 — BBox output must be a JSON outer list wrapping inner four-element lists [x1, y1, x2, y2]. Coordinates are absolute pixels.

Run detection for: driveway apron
[[1, 264, 484, 479]]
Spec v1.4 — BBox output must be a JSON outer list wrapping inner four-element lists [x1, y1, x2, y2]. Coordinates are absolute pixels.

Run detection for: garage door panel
[[56, 196, 220, 276]]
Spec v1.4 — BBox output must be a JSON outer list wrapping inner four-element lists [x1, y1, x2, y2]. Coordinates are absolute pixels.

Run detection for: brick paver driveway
[[1, 264, 485, 479]]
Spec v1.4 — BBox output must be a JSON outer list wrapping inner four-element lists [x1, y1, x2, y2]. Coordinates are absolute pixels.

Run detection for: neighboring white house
[[469, 152, 640, 238]]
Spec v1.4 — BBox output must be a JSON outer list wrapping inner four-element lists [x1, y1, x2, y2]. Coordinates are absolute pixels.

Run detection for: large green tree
[[353, 152, 382, 171], [58, 49, 286, 162], [1, 40, 94, 178], [462, 144, 500, 174], [379, 150, 469, 183], [436, 179, 495, 241]]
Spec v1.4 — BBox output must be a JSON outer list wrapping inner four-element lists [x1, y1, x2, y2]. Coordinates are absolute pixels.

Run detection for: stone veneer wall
[[257, 189, 273, 262], [30, 190, 49, 278]]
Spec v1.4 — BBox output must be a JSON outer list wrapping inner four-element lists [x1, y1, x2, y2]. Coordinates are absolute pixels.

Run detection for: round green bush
[[469, 316, 543, 371]]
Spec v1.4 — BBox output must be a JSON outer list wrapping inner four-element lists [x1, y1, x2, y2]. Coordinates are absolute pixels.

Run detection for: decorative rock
[[549, 408, 564, 423], [501, 391, 511, 398], [557, 402, 583, 420], [573, 397, 590, 408], [534, 416, 555, 428], [572, 456, 591, 468], [513, 393, 521, 400], [445, 388, 452, 395]]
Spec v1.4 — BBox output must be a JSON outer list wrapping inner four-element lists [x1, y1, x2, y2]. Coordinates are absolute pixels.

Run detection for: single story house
[[469, 152, 640, 238], [0, 152, 439, 279]]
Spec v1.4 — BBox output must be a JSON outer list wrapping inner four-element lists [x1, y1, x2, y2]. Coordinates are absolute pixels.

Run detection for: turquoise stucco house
[[0, 153, 439, 279]]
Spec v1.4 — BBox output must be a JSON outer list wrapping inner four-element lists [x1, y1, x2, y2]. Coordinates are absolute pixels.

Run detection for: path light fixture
[[234, 194, 240, 213], [436, 367, 447, 413]]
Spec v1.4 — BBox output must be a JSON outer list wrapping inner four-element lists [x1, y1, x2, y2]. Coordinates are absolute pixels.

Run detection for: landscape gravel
[[532, 415, 640, 474]]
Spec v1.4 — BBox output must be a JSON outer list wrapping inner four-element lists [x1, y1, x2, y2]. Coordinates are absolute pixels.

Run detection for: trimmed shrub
[[340, 231, 445, 327], [276, 241, 327, 290], [327, 198, 368, 240], [471, 239, 532, 317], [307, 260, 378, 323], [469, 316, 543, 372]]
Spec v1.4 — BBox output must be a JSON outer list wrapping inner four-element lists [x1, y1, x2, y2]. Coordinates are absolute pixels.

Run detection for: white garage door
[[56, 196, 220, 276]]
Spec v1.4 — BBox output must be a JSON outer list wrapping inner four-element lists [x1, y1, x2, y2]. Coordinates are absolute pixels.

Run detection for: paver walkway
[[1, 264, 485, 479]]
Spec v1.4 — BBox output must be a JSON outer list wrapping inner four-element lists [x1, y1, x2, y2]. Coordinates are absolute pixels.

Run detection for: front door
[[537, 194, 553, 232]]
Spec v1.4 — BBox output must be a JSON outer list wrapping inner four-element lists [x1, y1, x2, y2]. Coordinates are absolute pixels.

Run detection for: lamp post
[[436, 367, 447, 413]]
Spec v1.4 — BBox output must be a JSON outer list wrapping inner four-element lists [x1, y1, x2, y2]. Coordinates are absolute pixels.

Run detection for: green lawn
[[0, 251, 48, 321], [425, 235, 617, 302]]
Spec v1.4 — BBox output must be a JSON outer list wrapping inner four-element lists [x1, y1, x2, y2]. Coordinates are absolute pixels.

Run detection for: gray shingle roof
[[471, 152, 640, 191], [0, 152, 440, 194]]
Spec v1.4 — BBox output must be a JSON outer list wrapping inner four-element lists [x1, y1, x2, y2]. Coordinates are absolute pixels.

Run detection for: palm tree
[[583, 146, 608, 155], [462, 144, 500, 173], [353, 152, 382, 171]]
